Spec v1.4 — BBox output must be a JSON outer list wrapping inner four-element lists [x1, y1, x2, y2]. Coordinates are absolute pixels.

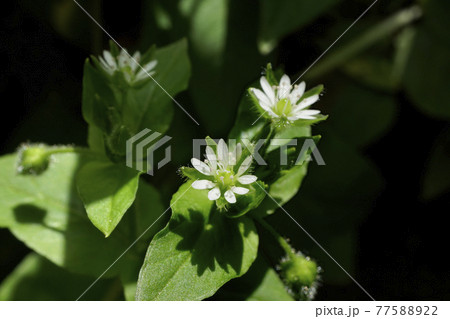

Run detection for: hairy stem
[[256, 217, 296, 259]]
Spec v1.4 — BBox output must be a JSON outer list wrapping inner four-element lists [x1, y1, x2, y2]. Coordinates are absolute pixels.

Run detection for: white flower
[[98, 49, 157, 84], [250, 74, 321, 126], [190, 139, 258, 204]]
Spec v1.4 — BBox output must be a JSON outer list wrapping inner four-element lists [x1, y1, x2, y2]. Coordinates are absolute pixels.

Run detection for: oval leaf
[[135, 182, 259, 300]]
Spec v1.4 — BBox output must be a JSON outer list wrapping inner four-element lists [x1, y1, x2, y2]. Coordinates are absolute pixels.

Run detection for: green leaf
[[123, 39, 190, 134], [268, 125, 312, 153], [253, 136, 321, 217], [404, 27, 450, 120], [82, 59, 118, 134], [187, 1, 264, 134], [189, 0, 228, 67], [0, 153, 134, 277], [215, 255, 293, 301], [120, 256, 143, 301], [87, 125, 106, 154], [228, 91, 269, 143], [135, 182, 259, 300], [119, 180, 169, 301], [0, 253, 119, 301], [266, 136, 321, 171], [76, 160, 141, 237], [222, 181, 267, 218], [327, 79, 397, 147], [82, 39, 190, 156], [130, 180, 168, 243], [256, 164, 310, 217], [342, 55, 397, 91], [258, 0, 341, 53]]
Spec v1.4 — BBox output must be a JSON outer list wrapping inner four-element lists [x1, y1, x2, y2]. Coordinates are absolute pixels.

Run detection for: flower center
[[215, 169, 235, 189], [274, 98, 293, 117]]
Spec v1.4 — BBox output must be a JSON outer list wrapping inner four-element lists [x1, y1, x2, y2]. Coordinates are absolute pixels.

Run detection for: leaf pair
[[77, 39, 191, 237], [82, 39, 190, 158]]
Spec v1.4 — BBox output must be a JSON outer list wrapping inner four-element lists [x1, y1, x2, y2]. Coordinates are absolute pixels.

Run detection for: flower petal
[[260, 76, 276, 105], [289, 81, 306, 104], [99, 57, 114, 74], [191, 158, 212, 175], [205, 146, 217, 170], [103, 50, 116, 68], [136, 61, 157, 80], [277, 74, 292, 99], [130, 52, 140, 72], [252, 89, 278, 118], [208, 187, 221, 201], [288, 114, 316, 121], [217, 139, 229, 167], [279, 74, 291, 87], [237, 155, 253, 176], [289, 109, 321, 121], [293, 94, 319, 111], [144, 60, 157, 72], [192, 180, 215, 190], [238, 175, 257, 184], [252, 88, 272, 109], [224, 190, 237, 203], [299, 109, 321, 116], [231, 186, 249, 195]]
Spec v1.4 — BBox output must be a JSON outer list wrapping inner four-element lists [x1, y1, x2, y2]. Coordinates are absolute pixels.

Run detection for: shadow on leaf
[[13, 204, 47, 224], [168, 208, 252, 276]]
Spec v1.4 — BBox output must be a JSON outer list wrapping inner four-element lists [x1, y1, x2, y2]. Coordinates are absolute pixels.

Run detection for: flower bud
[[280, 253, 319, 300], [17, 144, 50, 175]]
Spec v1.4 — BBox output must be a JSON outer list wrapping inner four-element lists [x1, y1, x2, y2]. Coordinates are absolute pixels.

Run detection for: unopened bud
[[17, 144, 50, 175], [280, 253, 319, 300]]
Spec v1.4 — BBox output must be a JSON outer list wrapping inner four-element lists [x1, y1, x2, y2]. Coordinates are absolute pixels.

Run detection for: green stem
[[306, 5, 422, 80], [44, 146, 105, 161], [256, 217, 296, 259], [45, 146, 95, 156], [259, 125, 276, 158], [391, 26, 416, 86]]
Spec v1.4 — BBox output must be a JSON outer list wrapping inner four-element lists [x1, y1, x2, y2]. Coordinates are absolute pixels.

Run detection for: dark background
[[1, 0, 449, 300]]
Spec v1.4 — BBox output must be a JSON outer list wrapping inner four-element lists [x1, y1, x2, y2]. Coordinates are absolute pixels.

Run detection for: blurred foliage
[[422, 129, 450, 200], [0, 253, 121, 301], [1, 0, 449, 300]]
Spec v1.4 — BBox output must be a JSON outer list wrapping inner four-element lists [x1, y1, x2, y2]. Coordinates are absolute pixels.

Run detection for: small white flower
[[98, 49, 157, 84], [250, 74, 322, 127], [191, 139, 258, 204]]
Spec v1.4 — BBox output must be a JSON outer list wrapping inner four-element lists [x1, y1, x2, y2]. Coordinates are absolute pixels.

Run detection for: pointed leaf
[[76, 160, 141, 237]]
